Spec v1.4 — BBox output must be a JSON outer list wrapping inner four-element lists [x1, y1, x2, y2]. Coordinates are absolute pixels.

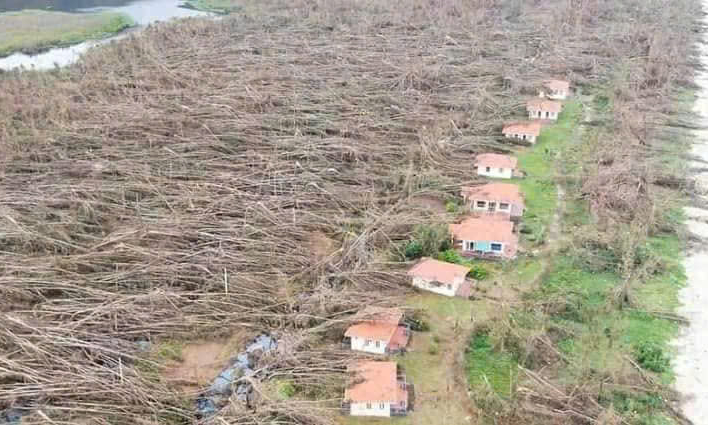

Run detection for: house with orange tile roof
[[540, 79, 570, 100], [502, 121, 543, 144], [343, 361, 409, 417], [407, 257, 472, 297], [461, 183, 525, 220], [344, 307, 410, 355], [475, 153, 521, 179], [527, 98, 562, 121], [449, 217, 519, 259]]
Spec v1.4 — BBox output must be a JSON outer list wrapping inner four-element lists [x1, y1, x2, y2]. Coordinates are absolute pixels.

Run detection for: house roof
[[450, 217, 516, 243], [345, 307, 403, 341], [461, 183, 524, 205], [544, 79, 570, 92], [502, 120, 543, 136], [475, 153, 518, 169], [344, 361, 405, 403], [407, 258, 470, 285], [527, 98, 562, 113]]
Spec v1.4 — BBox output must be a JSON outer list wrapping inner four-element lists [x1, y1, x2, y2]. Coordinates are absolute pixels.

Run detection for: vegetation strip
[[0, 9, 135, 57]]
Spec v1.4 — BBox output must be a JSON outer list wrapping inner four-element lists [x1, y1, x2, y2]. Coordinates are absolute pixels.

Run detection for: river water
[[0, 0, 206, 71], [672, 7, 708, 423]]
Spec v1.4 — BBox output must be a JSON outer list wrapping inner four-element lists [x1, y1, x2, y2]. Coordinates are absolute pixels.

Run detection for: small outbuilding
[[461, 183, 525, 220], [343, 361, 409, 417], [449, 217, 518, 260], [502, 121, 543, 144], [475, 153, 521, 179], [526, 98, 562, 121], [540, 79, 570, 100], [344, 307, 410, 355], [407, 257, 472, 297]]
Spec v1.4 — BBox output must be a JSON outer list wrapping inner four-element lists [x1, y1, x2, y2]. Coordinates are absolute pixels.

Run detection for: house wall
[[412, 276, 462, 297], [460, 239, 517, 259], [503, 132, 537, 144], [350, 336, 388, 354], [528, 109, 558, 120], [350, 401, 391, 417], [469, 198, 520, 216], [477, 165, 513, 179], [540, 90, 567, 100]]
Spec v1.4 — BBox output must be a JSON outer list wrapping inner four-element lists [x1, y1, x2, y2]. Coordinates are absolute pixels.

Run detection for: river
[[672, 5, 708, 423], [0, 0, 206, 71]]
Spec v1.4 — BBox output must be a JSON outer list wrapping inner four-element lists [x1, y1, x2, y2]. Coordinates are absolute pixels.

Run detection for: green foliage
[[445, 200, 461, 213], [275, 380, 296, 400], [428, 342, 439, 355], [635, 342, 670, 373], [469, 265, 489, 280], [181, 0, 242, 14], [404, 240, 424, 260], [467, 333, 517, 397], [436, 249, 490, 280]]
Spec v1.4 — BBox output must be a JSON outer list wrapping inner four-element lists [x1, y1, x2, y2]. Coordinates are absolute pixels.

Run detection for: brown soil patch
[[164, 332, 248, 392], [410, 195, 447, 214], [307, 231, 340, 261]]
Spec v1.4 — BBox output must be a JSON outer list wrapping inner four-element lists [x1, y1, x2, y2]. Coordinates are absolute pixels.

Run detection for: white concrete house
[[527, 98, 562, 121], [540, 79, 570, 100], [475, 153, 520, 179], [344, 361, 409, 417], [502, 121, 543, 144], [344, 307, 409, 354], [461, 183, 525, 220], [407, 258, 472, 297]]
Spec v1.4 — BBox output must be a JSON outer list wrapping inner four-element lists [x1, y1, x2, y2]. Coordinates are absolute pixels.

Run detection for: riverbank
[[181, 0, 240, 14], [0, 9, 135, 58]]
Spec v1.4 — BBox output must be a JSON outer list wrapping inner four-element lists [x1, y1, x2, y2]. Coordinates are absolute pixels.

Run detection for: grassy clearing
[[515, 101, 582, 246], [0, 9, 134, 57], [467, 334, 517, 397], [181, 0, 241, 14]]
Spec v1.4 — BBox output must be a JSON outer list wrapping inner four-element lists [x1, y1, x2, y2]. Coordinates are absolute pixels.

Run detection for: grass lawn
[[181, 0, 242, 14], [515, 100, 582, 246], [0, 9, 134, 57]]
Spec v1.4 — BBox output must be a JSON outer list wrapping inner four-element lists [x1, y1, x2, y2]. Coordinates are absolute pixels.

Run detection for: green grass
[[467, 334, 517, 397], [0, 9, 134, 57], [515, 101, 582, 245], [181, 0, 242, 14]]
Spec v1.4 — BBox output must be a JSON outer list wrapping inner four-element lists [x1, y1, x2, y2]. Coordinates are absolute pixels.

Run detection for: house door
[[488, 202, 496, 212], [465, 241, 474, 251]]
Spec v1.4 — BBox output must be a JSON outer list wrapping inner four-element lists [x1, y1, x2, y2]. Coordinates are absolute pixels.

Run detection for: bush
[[276, 380, 296, 399], [404, 240, 424, 260], [437, 249, 464, 264], [469, 265, 489, 280], [445, 200, 460, 213], [428, 343, 439, 355], [413, 224, 450, 256], [635, 343, 669, 373], [406, 316, 430, 332]]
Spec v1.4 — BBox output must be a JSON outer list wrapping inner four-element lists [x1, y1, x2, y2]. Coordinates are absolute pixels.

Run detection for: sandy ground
[[672, 9, 708, 422]]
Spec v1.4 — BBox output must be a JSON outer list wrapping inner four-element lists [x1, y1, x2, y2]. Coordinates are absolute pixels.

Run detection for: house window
[[366, 403, 372, 409], [499, 203, 509, 210], [522, 134, 527, 140], [379, 403, 385, 409], [364, 339, 371, 346], [545, 111, 550, 118], [488, 202, 496, 212], [446, 284, 451, 289], [375, 341, 380, 348], [485, 166, 491, 172], [538, 111, 542, 118], [498, 168, 504, 173], [491, 243, 502, 252], [465, 241, 474, 251], [476, 201, 486, 208]]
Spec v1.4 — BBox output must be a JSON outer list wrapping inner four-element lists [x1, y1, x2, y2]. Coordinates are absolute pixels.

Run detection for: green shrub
[[469, 265, 489, 280], [413, 224, 450, 256], [428, 343, 439, 355], [404, 240, 424, 260], [276, 380, 296, 399], [437, 249, 464, 264], [431, 334, 441, 344], [635, 343, 669, 373], [445, 200, 460, 213]]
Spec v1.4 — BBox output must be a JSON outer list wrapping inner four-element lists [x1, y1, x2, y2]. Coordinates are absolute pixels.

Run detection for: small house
[[407, 257, 472, 297], [344, 307, 410, 354], [540, 79, 570, 100], [475, 153, 521, 179], [461, 183, 525, 220], [343, 361, 409, 417], [502, 121, 543, 144], [449, 217, 518, 259], [527, 98, 562, 121]]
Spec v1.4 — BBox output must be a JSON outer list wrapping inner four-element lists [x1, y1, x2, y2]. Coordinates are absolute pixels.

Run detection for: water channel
[[0, 0, 206, 71]]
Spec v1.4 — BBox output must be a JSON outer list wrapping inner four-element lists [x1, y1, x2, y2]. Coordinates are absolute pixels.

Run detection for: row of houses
[[341, 79, 571, 418]]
